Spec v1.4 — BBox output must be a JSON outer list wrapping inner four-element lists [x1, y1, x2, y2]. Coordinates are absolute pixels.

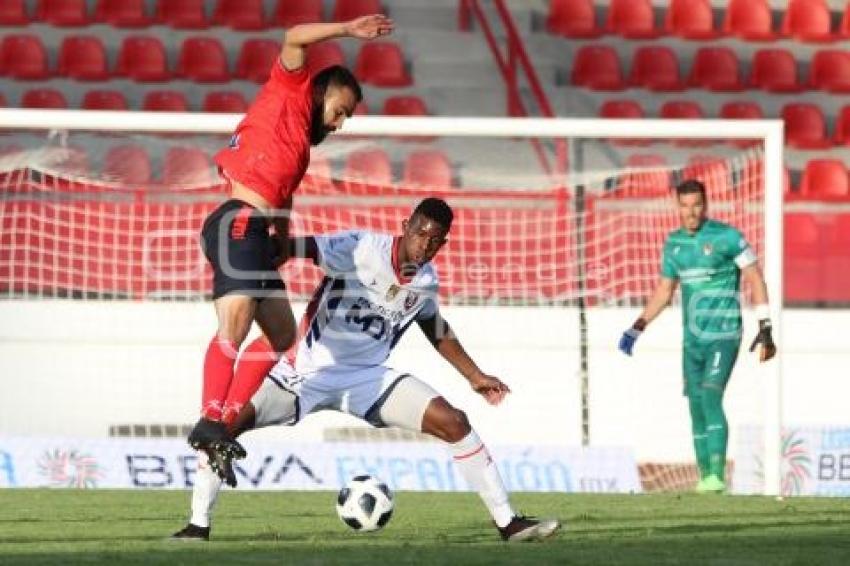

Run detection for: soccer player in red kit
[[190, 14, 394, 460]]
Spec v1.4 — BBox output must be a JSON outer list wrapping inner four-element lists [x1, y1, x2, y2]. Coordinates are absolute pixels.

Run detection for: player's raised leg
[[376, 376, 560, 542]]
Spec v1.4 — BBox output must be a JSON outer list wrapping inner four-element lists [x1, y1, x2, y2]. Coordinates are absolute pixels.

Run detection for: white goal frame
[[0, 109, 784, 495]]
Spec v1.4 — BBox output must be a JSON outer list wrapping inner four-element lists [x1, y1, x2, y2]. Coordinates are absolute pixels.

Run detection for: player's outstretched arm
[[742, 264, 777, 362], [280, 15, 394, 70], [417, 315, 511, 406], [618, 276, 678, 356]]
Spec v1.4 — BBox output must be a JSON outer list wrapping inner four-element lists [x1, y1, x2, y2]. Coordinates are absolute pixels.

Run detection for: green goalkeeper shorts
[[683, 339, 741, 396]]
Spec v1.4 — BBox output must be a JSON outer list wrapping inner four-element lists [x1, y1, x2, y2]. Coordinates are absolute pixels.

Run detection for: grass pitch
[[1, 490, 849, 565]]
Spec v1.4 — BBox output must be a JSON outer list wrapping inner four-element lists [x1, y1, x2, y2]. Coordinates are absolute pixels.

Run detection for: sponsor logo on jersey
[[673, 246, 681, 255], [404, 291, 419, 311], [702, 243, 713, 256]]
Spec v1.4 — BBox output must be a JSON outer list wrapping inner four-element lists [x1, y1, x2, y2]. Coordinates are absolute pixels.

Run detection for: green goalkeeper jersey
[[660, 219, 758, 346]]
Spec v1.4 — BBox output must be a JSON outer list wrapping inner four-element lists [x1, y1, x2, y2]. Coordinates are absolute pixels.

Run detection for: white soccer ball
[[335, 475, 394, 532]]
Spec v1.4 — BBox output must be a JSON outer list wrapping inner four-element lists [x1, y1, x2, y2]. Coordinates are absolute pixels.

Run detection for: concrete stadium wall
[[0, 301, 846, 462]]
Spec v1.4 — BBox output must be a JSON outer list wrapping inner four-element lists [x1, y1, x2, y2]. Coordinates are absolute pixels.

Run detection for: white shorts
[[251, 361, 441, 432]]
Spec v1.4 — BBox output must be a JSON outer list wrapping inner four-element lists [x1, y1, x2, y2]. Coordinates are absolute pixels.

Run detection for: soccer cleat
[[170, 523, 210, 541], [696, 475, 726, 493], [208, 442, 239, 488], [187, 417, 228, 451], [498, 515, 561, 542]]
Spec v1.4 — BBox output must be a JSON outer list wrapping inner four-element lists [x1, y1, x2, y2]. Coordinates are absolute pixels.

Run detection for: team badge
[[404, 291, 419, 311], [386, 284, 401, 301], [702, 243, 713, 256], [228, 133, 240, 149]]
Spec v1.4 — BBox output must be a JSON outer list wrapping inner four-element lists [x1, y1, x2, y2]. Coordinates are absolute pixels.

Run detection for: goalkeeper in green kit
[[618, 179, 777, 493]]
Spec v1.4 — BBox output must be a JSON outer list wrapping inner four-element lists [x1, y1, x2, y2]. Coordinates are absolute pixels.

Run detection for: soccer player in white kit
[[173, 198, 560, 542]]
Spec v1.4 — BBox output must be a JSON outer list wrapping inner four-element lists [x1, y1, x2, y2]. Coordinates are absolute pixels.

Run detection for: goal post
[[0, 109, 784, 495]]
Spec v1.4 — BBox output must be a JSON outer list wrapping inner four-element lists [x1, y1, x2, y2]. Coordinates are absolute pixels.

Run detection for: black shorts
[[200, 199, 284, 300]]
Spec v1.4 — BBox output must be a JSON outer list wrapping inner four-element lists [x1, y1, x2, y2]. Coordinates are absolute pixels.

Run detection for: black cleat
[[214, 437, 247, 460], [187, 418, 227, 451], [498, 515, 561, 542], [209, 442, 238, 488], [170, 523, 210, 541]]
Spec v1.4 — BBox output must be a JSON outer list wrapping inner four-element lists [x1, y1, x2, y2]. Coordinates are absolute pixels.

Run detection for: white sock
[[450, 430, 515, 528], [189, 451, 223, 528]]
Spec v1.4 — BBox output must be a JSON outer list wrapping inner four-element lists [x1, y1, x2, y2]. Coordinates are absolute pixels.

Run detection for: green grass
[[1, 490, 849, 565]]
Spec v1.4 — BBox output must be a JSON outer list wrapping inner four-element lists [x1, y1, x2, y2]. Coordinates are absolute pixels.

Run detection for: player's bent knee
[[442, 408, 471, 443], [422, 398, 471, 443]]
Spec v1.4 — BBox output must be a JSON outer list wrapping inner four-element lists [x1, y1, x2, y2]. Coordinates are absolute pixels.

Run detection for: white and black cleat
[[498, 515, 561, 542], [170, 523, 210, 541]]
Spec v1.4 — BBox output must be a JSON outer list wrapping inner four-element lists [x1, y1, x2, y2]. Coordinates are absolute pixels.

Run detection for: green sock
[[701, 385, 728, 481], [687, 389, 711, 478]]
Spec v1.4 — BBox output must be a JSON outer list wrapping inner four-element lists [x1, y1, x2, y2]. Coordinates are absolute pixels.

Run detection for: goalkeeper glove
[[618, 318, 647, 356], [749, 318, 777, 362]]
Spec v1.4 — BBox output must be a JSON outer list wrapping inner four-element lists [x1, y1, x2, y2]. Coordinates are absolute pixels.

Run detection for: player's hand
[[469, 371, 511, 406], [749, 319, 777, 362], [618, 328, 641, 356], [345, 14, 394, 40]]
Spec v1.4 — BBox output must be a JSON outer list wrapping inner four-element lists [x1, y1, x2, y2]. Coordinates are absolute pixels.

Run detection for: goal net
[[0, 111, 783, 495]]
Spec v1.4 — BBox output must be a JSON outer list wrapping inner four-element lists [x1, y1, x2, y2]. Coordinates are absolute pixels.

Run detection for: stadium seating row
[[599, 99, 850, 149], [0, 0, 379, 30], [0, 34, 411, 86], [549, 0, 850, 44], [1, 199, 846, 304], [1, 87, 427, 116], [0, 145, 455, 190], [571, 44, 850, 93]]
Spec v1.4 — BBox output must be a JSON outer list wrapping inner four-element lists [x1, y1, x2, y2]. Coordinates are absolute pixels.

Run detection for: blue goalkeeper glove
[[618, 318, 647, 356]]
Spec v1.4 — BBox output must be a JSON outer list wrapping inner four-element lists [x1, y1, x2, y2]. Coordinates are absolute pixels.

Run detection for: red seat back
[[629, 46, 682, 91], [781, 0, 832, 42], [546, 0, 599, 38], [723, 0, 775, 40], [750, 49, 800, 92], [571, 45, 624, 90], [354, 42, 411, 87], [58, 36, 108, 81], [235, 39, 280, 83], [116, 36, 170, 81], [1, 35, 48, 80], [38, 0, 88, 26], [799, 159, 849, 197], [177, 37, 229, 83], [273, 0, 323, 27], [665, 0, 717, 39], [213, 0, 266, 30], [606, 0, 659, 39], [157, 0, 208, 29], [82, 90, 128, 111], [203, 91, 248, 113]]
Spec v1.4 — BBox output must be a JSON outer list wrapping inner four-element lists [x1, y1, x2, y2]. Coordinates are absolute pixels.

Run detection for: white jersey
[[291, 230, 440, 373]]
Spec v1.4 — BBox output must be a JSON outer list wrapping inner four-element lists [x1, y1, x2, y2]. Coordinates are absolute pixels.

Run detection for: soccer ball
[[335, 475, 394, 532]]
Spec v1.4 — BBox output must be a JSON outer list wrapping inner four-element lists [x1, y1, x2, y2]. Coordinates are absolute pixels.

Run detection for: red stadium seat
[[235, 39, 280, 83], [94, 0, 150, 27], [824, 216, 850, 302], [403, 150, 453, 188], [688, 47, 744, 91], [81, 90, 128, 110], [616, 154, 670, 197], [629, 46, 682, 91], [1, 35, 48, 80], [21, 88, 68, 109], [157, 0, 208, 29], [719, 101, 763, 119], [202, 91, 248, 113], [571, 45, 624, 90], [343, 148, 393, 191], [665, 0, 718, 40], [782, 103, 830, 150], [0, 0, 29, 25], [102, 145, 151, 185], [142, 90, 189, 112], [783, 213, 826, 303], [382, 95, 427, 116], [176, 37, 229, 83], [546, 0, 600, 38], [213, 0, 266, 30], [799, 159, 849, 197], [750, 49, 801, 92], [781, 0, 832, 42], [115, 36, 170, 82], [832, 105, 850, 145], [723, 0, 775, 41], [37, 0, 88, 26], [332, 0, 382, 22], [660, 100, 704, 119], [272, 0, 323, 27], [809, 50, 850, 93], [606, 0, 659, 39], [162, 147, 213, 185], [58, 36, 108, 81], [598, 99, 644, 118], [307, 41, 345, 75], [354, 42, 411, 87]]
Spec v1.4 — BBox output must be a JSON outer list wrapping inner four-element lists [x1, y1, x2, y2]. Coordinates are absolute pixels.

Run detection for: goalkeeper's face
[[677, 191, 706, 233]]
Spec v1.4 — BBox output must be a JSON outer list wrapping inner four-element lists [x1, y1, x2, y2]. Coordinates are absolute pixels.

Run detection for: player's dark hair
[[675, 179, 707, 199], [412, 197, 453, 230], [312, 65, 363, 103]]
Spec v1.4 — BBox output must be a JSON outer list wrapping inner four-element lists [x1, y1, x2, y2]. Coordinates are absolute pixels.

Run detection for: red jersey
[[214, 60, 312, 208]]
